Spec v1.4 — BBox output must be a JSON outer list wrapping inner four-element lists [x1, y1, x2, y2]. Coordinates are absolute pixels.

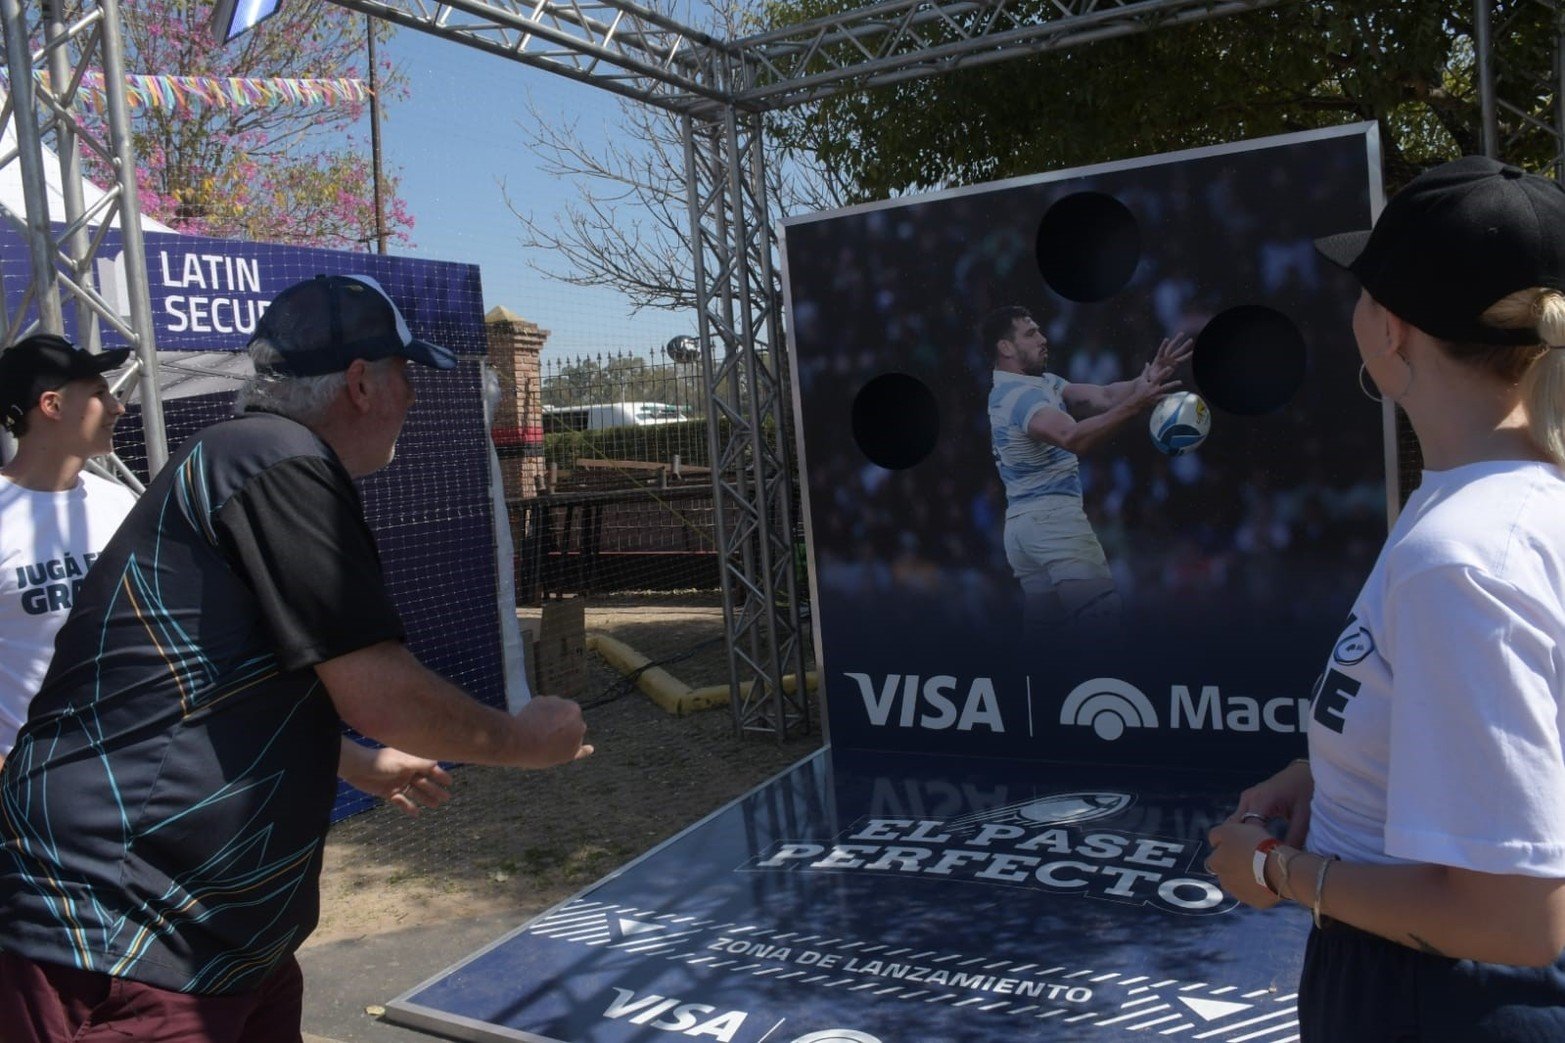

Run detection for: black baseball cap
[[250, 273, 456, 377], [1315, 156, 1565, 346], [0, 333, 130, 434]]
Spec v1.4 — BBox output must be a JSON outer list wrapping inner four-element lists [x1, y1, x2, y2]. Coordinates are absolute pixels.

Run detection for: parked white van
[[543, 402, 692, 433]]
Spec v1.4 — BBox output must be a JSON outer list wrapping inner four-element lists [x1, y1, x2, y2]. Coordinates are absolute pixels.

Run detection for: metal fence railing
[[513, 348, 722, 599], [541, 347, 706, 417]]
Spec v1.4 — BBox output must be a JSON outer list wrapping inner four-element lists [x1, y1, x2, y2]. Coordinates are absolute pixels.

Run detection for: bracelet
[[1313, 854, 1338, 929], [1273, 846, 1304, 902], [1252, 837, 1281, 892]]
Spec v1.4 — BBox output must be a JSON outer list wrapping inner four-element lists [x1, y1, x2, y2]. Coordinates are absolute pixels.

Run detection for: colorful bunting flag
[[54, 72, 370, 113]]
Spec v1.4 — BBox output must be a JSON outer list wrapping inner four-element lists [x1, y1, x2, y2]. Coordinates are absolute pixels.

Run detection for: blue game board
[[386, 747, 1309, 1042]]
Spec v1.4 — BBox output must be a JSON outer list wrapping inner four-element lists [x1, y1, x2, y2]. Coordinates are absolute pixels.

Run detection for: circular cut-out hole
[[1192, 305, 1307, 415], [1035, 192, 1142, 303], [851, 372, 940, 470]]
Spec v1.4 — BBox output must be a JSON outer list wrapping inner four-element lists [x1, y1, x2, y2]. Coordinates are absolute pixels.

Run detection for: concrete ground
[[300, 911, 521, 1043]]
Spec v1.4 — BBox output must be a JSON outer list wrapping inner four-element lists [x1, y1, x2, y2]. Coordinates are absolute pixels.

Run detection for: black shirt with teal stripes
[[0, 411, 404, 995]]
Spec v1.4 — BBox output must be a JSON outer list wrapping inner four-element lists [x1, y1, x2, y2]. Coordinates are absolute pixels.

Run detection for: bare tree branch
[[501, 0, 844, 313]]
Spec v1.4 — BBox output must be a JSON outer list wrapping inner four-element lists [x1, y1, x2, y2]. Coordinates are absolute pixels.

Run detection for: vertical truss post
[[1557, 0, 1565, 178], [683, 103, 809, 740], [97, 0, 165, 473], [1485, 0, 1565, 179], [1476, 0, 1499, 157], [44, 0, 94, 349], [0, 0, 165, 473], [1, 0, 65, 334]]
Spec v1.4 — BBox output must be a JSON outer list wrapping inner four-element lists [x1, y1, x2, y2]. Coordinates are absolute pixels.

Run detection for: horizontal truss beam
[[330, 0, 1283, 115], [734, 0, 1284, 108], [326, 0, 727, 112]]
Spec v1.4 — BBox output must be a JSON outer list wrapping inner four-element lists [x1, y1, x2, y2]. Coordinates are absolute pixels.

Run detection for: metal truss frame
[[318, 0, 1293, 739], [326, 0, 1288, 117], [730, 0, 1286, 110], [328, 0, 729, 113], [0, 0, 164, 478], [5, 0, 1565, 736], [1476, 0, 1565, 176], [684, 107, 810, 737]]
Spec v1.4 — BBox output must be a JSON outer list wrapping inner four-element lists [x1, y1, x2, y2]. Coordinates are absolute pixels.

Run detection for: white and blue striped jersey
[[990, 370, 1081, 511]]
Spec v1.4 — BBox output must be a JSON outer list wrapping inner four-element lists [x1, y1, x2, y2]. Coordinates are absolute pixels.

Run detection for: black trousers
[[1299, 921, 1565, 1043]]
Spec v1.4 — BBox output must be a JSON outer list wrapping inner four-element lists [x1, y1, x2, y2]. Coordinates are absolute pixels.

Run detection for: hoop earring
[[1359, 355, 1415, 403], [1358, 362, 1382, 403]]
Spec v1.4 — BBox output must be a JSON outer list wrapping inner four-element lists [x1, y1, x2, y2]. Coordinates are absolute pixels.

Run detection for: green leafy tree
[[766, 2, 1561, 199]]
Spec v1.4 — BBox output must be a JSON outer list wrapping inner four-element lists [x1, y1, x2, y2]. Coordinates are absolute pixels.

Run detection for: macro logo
[[1061, 677, 1308, 740], [1060, 678, 1157, 740]]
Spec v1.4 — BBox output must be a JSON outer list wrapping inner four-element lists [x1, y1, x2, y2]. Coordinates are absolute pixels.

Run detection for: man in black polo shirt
[[0, 274, 591, 1041]]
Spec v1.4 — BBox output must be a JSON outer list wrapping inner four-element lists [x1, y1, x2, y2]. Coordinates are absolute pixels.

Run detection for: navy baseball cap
[[0, 333, 130, 433], [1315, 156, 1565, 346], [250, 274, 456, 377]]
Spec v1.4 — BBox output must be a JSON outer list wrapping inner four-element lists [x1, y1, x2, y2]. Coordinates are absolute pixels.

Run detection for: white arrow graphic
[[1178, 996, 1252, 1021], [616, 918, 666, 936]]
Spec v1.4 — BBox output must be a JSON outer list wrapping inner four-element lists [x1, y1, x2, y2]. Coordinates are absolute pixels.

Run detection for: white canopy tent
[[0, 90, 174, 234]]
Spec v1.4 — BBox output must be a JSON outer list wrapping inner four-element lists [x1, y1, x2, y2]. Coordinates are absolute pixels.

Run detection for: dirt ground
[[307, 593, 821, 947]]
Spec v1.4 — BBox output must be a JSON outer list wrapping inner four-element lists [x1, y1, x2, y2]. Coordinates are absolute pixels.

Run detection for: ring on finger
[[1241, 812, 1266, 824]]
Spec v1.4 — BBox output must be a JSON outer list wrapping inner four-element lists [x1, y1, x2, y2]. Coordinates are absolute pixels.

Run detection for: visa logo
[[844, 673, 1004, 732], [602, 987, 748, 1040]]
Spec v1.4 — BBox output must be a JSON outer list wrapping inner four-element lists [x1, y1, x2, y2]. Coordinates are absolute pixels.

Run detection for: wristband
[[1252, 837, 1281, 892]]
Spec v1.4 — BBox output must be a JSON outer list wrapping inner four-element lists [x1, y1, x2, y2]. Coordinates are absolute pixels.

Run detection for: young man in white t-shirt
[[0, 334, 137, 768]]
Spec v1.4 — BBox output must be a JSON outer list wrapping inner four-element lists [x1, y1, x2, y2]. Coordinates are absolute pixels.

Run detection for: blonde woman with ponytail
[[1505, 289, 1565, 465], [1206, 157, 1565, 1042]]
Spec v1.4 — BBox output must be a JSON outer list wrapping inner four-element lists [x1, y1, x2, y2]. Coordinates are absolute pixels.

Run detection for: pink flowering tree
[[88, 0, 412, 249]]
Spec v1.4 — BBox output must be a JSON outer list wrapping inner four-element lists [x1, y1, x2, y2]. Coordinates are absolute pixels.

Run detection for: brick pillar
[[485, 306, 549, 501]]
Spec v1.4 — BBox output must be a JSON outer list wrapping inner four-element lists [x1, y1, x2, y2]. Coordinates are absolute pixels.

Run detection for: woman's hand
[[1206, 819, 1284, 909], [1227, 758, 1313, 848]]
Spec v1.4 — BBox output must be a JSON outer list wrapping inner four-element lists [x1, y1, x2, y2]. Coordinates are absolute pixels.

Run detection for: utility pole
[[366, 13, 388, 254]]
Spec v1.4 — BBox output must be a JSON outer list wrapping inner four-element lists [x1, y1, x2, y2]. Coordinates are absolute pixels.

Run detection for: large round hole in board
[[1035, 192, 1142, 303], [851, 372, 940, 470], [1192, 305, 1308, 415]]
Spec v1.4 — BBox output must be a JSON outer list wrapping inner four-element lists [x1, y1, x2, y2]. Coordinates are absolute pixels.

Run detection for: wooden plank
[[574, 458, 665, 471], [534, 599, 587, 700], [573, 458, 712, 476]]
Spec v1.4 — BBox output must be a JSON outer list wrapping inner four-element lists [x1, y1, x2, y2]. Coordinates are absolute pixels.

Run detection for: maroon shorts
[[0, 950, 303, 1042]]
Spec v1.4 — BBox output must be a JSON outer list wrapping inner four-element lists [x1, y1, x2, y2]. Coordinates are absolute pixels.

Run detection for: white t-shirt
[[0, 471, 137, 753], [1307, 460, 1565, 878]]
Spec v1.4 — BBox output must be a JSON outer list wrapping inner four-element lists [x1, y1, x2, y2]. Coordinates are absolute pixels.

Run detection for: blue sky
[[373, 26, 697, 361]]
